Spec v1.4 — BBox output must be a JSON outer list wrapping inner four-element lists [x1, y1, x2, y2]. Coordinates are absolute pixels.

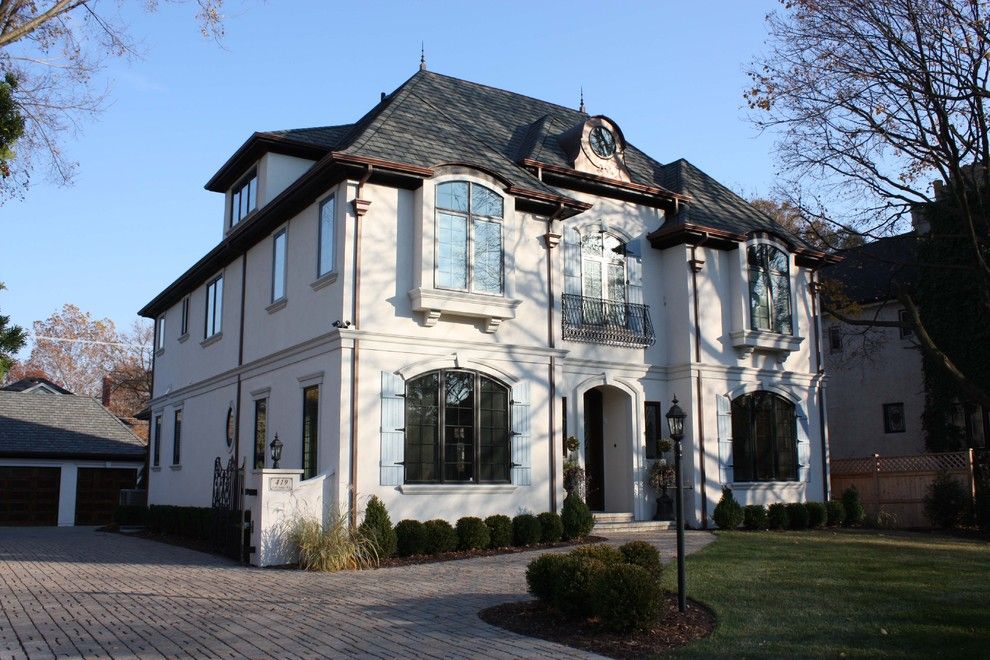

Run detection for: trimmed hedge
[[359, 496, 397, 558], [512, 514, 543, 547], [395, 519, 427, 557], [786, 503, 810, 530], [619, 540, 662, 576], [826, 500, 846, 527], [767, 503, 790, 530], [423, 519, 458, 554], [592, 563, 663, 632], [561, 492, 594, 540], [537, 512, 564, 544], [114, 504, 148, 526], [806, 502, 827, 529], [743, 504, 768, 530], [455, 516, 490, 550], [485, 514, 513, 548], [147, 505, 213, 540]]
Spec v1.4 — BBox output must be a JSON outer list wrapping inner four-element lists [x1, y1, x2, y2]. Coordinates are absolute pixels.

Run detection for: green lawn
[[666, 530, 990, 658]]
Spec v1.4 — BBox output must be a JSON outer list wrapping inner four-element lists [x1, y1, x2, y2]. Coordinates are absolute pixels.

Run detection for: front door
[[584, 389, 605, 511]]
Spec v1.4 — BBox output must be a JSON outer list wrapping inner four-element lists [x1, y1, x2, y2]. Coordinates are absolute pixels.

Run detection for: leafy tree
[[0, 282, 26, 379], [747, 0, 990, 410], [0, 1, 227, 200]]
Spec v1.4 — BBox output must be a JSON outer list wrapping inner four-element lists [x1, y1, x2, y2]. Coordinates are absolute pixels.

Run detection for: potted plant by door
[[648, 440, 675, 521]]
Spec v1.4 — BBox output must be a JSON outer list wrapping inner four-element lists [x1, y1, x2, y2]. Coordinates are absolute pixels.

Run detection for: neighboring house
[[2, 377, 73, 395], [0, 391, 146, 526], [823, 224, 988, 459], [139, 68, 835, 533]]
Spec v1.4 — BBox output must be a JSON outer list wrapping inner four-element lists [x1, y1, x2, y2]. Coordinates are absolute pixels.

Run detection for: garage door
[[75, 468, 137, 525], [0, 467, 61, 526]]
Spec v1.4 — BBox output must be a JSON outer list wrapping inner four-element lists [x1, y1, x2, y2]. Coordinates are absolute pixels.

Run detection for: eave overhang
[[520, 158, 687, 211], [648, 221, 842, 267], [205, 133, 332, 192]]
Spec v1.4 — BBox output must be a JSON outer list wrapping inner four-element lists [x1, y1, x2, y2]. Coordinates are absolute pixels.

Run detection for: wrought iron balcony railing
[[561, 293, 655, 347]]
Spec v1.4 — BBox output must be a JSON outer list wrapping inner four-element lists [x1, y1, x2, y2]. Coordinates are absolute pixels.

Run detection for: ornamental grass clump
[[395, 519, 427, 557], [712, 486, 744, 530], [358, 496, 397, 558], [561, 492, 594, 540], [537, 512, 564, 543], [767, 503, 790, 530], [512, 513, 543, 546], [455, 516, 490, 550], [825, 500, 846, 527], [743, 504, 769, 530], [291, 512, 379, 572], [485, 514, 513, 548], [423, 519, 458, 554]]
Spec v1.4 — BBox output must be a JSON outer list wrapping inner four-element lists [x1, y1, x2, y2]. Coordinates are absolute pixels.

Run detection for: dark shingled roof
[[0, 392, 146, 459], [821, 232, 920, 304], [1, 377, 72, 394]]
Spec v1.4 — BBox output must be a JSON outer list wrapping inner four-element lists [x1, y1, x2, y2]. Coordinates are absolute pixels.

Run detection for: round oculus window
[[589, 126, 616, 158]]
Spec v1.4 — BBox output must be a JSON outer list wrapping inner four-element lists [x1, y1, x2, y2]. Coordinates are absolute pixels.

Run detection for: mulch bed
[[479, 596, 716, 658], [377, 536, 608, 568]]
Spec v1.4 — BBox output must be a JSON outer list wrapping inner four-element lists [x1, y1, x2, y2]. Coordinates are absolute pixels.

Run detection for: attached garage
[[0, 391, 145, 526], [0, 466, 60, 525]]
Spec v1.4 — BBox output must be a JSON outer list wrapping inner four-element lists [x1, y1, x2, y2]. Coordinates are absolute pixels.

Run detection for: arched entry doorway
[[583, 385, 634, 513]]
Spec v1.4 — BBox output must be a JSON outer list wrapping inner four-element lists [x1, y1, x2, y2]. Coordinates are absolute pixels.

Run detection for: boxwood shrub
[[550, 555, 609, 617], [592, 563, 663, 632], [570, 543, 624, 564], [786, 502, 810, 530], [537, 512, 564, 544], [512, 514, 543, 547], [395, 519, 427, 557], [767, 503, 790, 530], [423, 519, 458, 554], [525, 553, 569, 601], [806, 501, 827, 529], [485, 514, 513, 548], [455, 516, 490, 550], [826, 500, 846, 527], [619, 540, 662, 576], [561, 492, 594, 540], [743, 504, 768, 530]]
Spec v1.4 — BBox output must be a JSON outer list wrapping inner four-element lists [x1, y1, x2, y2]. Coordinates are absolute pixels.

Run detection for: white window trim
[[316, 193, 337, 281], [271, 226, 288, 305]]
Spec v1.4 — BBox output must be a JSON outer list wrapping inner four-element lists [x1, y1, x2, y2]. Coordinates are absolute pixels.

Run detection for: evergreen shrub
[[592, 563, 663, 632], [561, 492, 594, 540], [358, 496, 397, 558], [512, 514, 543, 546], [536, 512, 564, 544], [767, 503, 790, 530], [826, 500, 846, 527], [743, 504, 768, 530], [806, 502, 827, 529], [712, 486, 744, 529], [786, 502, 810, 530], [422, 519, 458, 554], [923, 471, 970, 529], [619, 540, 662, 576], [395, 519, 426, 557], [485, 514, 513, 548], [841, 486, 866, 527], [455, 516, 490, 550]]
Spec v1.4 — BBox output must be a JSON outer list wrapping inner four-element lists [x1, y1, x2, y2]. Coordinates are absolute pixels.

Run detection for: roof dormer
[[557, 115, 632, 182]]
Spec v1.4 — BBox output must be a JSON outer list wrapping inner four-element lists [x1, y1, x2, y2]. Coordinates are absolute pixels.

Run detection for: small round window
[[226, 407, 235, 448]]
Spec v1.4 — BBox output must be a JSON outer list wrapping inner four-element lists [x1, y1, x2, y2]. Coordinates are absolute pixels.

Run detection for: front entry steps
[[592, 512, 674, 533]]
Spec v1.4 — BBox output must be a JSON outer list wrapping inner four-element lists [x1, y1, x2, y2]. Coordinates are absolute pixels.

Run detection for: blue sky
[[2, 0, 780, 354]]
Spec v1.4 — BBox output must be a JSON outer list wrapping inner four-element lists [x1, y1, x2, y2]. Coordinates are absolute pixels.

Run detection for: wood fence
[[830, 450, 976, 528]]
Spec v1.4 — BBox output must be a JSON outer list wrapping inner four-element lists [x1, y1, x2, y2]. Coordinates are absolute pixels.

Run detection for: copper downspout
[[811, 269, 830, 500], [546, 203, 565, 513], [689, 234, 709, 527], [349, 165, 373, 526]]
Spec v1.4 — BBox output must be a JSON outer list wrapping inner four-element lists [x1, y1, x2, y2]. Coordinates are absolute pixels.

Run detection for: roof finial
[[420, 43, 427, 71], [579, 86, 586, 113]]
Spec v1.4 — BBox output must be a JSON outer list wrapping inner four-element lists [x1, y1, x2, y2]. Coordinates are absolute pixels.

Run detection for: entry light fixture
[[270, 434, 283, 469]]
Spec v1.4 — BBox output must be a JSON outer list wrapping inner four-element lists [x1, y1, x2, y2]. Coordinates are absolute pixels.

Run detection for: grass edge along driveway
[[667, 529, 989, 658]]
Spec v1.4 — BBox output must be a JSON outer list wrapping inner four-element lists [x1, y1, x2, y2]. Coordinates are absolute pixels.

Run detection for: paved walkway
[[0, 527, 714, 659]]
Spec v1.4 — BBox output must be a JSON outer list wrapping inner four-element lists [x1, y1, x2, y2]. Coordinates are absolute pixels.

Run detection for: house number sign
[[269, 477, 293, 492]]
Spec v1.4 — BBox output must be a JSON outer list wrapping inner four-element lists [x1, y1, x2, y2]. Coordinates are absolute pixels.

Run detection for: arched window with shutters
[[730, 391, 798, 482]]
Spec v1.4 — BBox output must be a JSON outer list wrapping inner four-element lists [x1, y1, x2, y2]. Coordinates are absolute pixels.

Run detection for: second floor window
[[435, 181, 504, 294], [748, 244, 792, 334], [272, 229, 287, 303], [205, 275, 223, 338], [152, 414, 162, 467], [230, 171, 257, 227], [318, 196, 335, 277], [582, 232, 626, 306], [180, 296, 189, 336], [155, 314, 165, 351], [172, 409, 182, 466]]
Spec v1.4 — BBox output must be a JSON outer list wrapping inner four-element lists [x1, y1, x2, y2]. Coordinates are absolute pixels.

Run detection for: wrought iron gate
[[211, 456, 245, 562]]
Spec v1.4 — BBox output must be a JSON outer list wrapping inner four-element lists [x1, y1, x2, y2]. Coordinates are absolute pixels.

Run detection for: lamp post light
[[665, 395, 688, 613], [269, 434, 283, 469]]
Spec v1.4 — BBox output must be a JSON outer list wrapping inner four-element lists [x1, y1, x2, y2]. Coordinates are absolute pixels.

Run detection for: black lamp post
[[666, 396, 687, 613], [269, 434, 283, 469]]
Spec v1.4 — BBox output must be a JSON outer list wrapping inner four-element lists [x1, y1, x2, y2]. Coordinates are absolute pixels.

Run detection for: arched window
[[435, 181, 504, 294], [748, 244, 792, 334], [731, 391, 797, 482], [404, 370, 510, 484]]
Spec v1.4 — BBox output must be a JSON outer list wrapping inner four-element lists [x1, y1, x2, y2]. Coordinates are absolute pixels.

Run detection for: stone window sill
[[266, 298, 288, 314], [398, 483, 517, 495], [731, 481, 804, 489], [151, 466, 161, 472], [201, 333, 223, 348], [310, 272, 338, 291], [169, 464, 182, 471], [177, 333, 189, 344], [408, 287, 521, 333], [730, 329, 803, 358]]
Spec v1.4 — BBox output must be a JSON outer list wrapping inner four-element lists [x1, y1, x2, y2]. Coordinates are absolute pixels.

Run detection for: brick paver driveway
[[0, 527, 714, 659]]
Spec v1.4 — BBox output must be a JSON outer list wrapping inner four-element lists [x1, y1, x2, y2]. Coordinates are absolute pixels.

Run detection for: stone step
[[593, 520, 675, 533], [592, 512, 634, 524]]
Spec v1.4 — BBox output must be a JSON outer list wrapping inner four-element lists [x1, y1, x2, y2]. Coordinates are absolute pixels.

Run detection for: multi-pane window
[[205, 275, 223, 338], [180, 297, 189, 336], [272, 229, 287, 303], [302, 386, 319, 480], [748, 244, 792, 334], [152, 414, 162, 467], [230, 170, 257, 227], [155, 314, 165, 351], [582, 232, 626, 303], [172, 409, 182, 466], [731, 391, 797, 482], [435, 181, 504, 294], [404, 370, 510, 484], [883, 403, 906, 433], [318, 196, 335, 277], [254, 399, 268, 469]]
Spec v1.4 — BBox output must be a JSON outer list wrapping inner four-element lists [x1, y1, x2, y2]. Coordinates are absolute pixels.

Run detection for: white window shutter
[[380, 372, 405, 486], [511, 381, 531, 486], [795, 406, 811, 482], [716, 394, 734, 485], [625, 238, 643, 305], [563, 226, 582, 295]]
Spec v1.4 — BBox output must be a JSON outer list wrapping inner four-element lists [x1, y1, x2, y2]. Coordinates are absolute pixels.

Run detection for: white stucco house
[[140, 68, 836, 558]]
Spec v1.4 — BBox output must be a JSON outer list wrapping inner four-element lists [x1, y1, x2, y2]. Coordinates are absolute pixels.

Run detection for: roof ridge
[[421, 70, 585, 117]]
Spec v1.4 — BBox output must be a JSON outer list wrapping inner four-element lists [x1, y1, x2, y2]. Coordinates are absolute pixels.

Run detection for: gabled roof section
[[0, 392, 146, 460], [821, 233, 920, 304], [1, 377, 72, 394]]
